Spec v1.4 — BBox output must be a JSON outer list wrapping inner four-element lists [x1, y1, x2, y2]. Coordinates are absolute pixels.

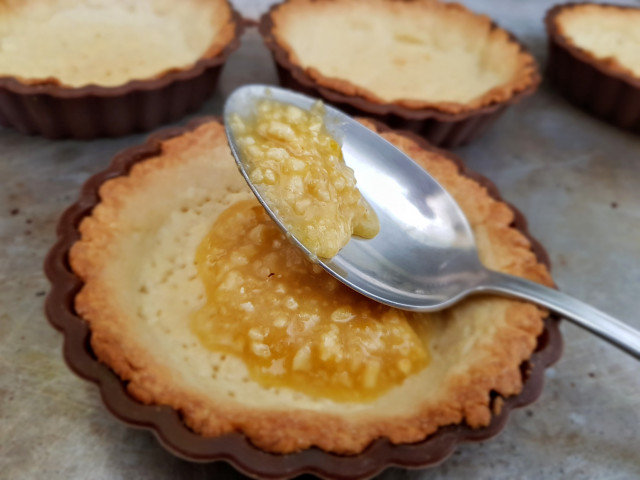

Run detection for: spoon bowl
[[224, 84, 640, 359]]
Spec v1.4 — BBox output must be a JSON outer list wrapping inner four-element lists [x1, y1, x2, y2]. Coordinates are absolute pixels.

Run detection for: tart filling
[[70, 119, 553, 454], [230, 99, 379, 258], [192, 199, 425, 402], [0, 0, 236, 87], [266, 0, 539, 113], [554, 3, 640, 78]]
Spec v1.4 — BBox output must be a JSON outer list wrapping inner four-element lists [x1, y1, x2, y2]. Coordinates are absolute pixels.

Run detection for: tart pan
[[546, 3, 640, 133], [44, 117, 562, 479], [258, 5, 540, 148], [0, 11, 243, 139]]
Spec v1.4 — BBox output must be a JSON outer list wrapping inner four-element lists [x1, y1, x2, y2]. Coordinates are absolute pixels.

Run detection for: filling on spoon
[[229, 99, 379, 259]]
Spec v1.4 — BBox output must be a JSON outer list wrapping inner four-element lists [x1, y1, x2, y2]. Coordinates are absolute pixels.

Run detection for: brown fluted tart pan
[[259, 0, 540, 147], [44, 116, 562, 479], [546, 2, 640, 133], [0, 0, 242, 139]]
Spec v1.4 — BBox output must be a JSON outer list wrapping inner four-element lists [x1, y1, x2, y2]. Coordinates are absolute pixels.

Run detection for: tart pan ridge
[[45, 116, 562, 479], [259, 0, 541, 148], [0, 3, 243, 139], [546, 2, 640, 133]]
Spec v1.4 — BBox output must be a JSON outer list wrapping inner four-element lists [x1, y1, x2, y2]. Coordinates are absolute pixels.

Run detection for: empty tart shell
[[546, 2, 640, 133], [45, 116, 562, 478], [0, 0, 242, 139], [259, 0, 540, 147]]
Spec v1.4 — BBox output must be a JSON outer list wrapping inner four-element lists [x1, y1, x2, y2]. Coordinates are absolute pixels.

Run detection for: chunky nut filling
[[229, 99, 379, 259], [191, 200, 428, 402]]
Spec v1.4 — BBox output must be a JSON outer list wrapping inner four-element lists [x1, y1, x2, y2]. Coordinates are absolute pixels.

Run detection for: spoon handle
[[481, 271, 640, 360]]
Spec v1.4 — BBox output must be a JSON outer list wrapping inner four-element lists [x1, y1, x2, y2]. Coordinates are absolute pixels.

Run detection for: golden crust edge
[[69, 119, 553, 455], [268, 0, 540, 115]]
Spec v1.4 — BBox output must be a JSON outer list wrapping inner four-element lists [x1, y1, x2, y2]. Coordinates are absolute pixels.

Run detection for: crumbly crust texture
[[0, 0, 237, 88], [267, 0, 539, 114], [70, 119, 553, 454], [553, 3, 640, 80]]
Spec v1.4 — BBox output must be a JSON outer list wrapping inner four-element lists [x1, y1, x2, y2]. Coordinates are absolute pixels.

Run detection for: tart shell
[[259, 1, 541, 148], [0, 8, 243, 139], [44, 116, 562, 478], [546, 3, 640, 133]]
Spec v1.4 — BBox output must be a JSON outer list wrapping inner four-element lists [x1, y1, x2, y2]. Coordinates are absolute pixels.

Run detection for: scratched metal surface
[[1, 1, 639, 479]]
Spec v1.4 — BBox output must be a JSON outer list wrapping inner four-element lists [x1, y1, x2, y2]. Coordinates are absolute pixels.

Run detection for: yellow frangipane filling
[[191, 200, 429, 402], [230, 99, 379, 259]]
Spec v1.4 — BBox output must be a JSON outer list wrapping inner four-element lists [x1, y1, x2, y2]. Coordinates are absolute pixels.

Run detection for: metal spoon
[[224, 84, 640, 360]]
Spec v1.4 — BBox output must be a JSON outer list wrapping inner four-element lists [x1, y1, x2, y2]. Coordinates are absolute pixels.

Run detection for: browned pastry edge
[[44, 116, 562, 479], [545, 2, 640, 133], [259, 0, 541, 117]]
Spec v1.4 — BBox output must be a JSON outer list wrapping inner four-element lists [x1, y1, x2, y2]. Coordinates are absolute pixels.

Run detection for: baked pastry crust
[[545, 2, 640, 133], [69, 118, 553, 455], [262, 0, 539, 115], [552, 3, 640, 80], [0, 0, 242, 138], [0, 0, 237, 88]]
